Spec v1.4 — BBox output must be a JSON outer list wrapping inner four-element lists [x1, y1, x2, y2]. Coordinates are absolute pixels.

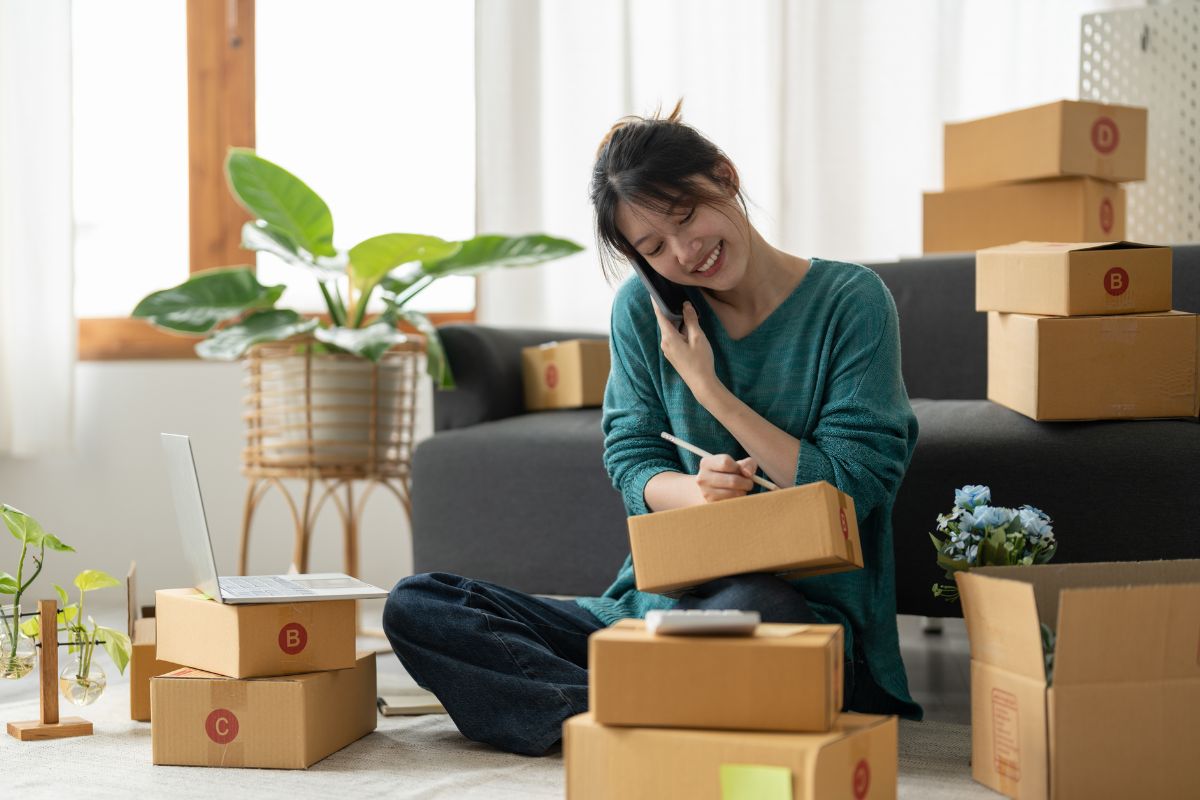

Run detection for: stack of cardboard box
[[978, 240, 1199, 421], [566, 621, 898, 799], [564, 481, 899, 798], [924, 100, 1148, 253], [147, 588, 376, 769]]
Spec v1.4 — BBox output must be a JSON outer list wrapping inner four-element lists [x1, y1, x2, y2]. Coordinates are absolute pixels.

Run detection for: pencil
[[660, 431, 781, 491]]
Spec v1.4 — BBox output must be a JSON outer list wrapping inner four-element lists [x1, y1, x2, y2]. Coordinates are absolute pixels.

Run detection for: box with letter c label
[[150, 652, 377, 769], [155, 588, 356, 678]]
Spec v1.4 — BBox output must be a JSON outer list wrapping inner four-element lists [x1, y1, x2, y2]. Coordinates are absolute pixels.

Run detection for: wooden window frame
[[78, 0, 475, 361]]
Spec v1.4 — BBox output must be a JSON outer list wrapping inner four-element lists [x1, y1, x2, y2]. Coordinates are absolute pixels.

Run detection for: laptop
[[161, 433, 389, 604]]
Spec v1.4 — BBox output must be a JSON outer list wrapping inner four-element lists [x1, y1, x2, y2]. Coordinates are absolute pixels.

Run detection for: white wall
[[0, 360, 429, 613]]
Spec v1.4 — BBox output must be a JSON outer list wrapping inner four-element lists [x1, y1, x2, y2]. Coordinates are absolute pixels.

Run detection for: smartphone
[[630, 253, 687, 331]]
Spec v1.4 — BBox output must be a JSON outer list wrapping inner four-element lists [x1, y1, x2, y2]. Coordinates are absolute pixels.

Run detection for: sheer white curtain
[[0, 0, 75, 456], [475, 0, 1142, 331]]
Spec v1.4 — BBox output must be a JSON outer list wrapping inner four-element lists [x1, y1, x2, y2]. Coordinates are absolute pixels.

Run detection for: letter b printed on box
[[278, 622, 308, 655]]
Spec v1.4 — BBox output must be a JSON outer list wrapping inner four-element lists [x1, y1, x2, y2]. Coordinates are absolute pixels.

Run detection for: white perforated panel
[[1080, 2, 1200, 243]]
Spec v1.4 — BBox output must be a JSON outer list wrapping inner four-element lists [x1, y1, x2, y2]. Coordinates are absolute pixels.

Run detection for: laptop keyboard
[[218, 575, 316, 598]]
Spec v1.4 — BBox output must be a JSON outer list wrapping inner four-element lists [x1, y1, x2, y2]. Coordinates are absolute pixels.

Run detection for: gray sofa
[[412, 245, 1200, 618]]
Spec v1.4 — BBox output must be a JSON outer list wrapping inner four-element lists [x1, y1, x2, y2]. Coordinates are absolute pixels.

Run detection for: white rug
[[1, 677, 1001, 799]]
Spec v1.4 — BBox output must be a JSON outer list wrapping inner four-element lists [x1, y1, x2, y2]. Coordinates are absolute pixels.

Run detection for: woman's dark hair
[[590, 100, 749, 283]]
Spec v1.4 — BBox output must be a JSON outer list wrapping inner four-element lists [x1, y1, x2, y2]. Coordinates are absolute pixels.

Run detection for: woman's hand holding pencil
[[660, 432, 781, 503]]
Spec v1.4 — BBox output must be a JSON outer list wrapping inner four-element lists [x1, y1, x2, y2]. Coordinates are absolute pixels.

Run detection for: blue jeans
[[383, 571, 880, 756]]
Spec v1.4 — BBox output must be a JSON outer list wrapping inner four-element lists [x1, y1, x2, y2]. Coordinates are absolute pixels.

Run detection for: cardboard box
[[151, 652, 377, 769], [986, 310, 1200, 421], [126, 563, 184, 722], [956, 560, 1200, 800], [944, 100, 1147, 190], [975, 241, 1172, 316], [589, 620, 843, 732], [564, 711, 897, 800], [155, 588, 356, 678], [629, 481, 861, 596], [923, 177, 1124, 254], [522, 339, 610, 411]]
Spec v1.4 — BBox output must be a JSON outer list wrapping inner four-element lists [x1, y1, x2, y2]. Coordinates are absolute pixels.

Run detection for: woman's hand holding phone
[[695, 454, 758, 503], [652, 300, 719, 403]]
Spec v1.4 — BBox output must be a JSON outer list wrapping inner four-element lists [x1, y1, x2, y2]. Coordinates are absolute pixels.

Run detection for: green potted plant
[[131, 149, 583, 388], [1, 505, 73, 680], [21, 570, 131, 706]]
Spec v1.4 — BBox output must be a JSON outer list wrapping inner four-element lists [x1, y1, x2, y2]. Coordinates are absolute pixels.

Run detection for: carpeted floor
[[1, 655, 1001, 799]]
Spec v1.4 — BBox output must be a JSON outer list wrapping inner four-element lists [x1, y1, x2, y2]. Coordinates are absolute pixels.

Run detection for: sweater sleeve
[[601, 282, 683, 516], [794, 273, 918, 524]]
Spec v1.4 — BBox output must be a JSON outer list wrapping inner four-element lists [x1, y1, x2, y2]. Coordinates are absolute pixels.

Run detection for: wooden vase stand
[[6, 599, 93, 741]]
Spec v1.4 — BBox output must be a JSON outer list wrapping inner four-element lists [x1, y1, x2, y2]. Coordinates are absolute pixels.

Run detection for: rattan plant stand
[[238, 338, 423, 584]]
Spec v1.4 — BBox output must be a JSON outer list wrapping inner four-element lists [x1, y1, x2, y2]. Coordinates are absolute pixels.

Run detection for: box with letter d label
[[151, 652, 377, 769], [155, 588, 356, 678]]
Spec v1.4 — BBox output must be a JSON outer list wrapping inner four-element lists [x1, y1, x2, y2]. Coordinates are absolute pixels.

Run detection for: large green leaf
[[74, 569, 120, 593], [0, 505, 73, 552], [0, 572, 16, 595], [396, 309, 454, 389], [96, 625, 132, 675], [195, 309, 319, 361], [225, 149, 336, 258], [348, 234, 459, 295], [314, 322, 412, 363], [131, 268, 285, 334], [420, 234, 583, 278], [241, 221, 348, 281]]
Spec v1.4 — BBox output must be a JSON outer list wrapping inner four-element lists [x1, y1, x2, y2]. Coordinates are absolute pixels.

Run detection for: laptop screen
[[160, 433, 222, 601]]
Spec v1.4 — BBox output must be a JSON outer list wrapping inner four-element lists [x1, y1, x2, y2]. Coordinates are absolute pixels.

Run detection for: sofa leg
[[922, 616, 944, 635]]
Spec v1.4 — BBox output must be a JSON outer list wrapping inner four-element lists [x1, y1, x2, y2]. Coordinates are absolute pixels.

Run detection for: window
[[76, 0, 476, 360]]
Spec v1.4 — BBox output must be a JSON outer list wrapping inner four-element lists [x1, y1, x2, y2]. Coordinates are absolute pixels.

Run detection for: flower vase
[[0, 603, 35, 680]]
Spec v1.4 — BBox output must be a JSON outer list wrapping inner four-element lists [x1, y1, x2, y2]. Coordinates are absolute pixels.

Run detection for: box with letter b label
[[564, 711, 897, 799], [151, 652, 377, 769], [975, 241, 1172, 317], [956, 561, 1200, 800], [628, 481, 862, 596], [521, 339, 610, 411], [155, 588, 356, 678]]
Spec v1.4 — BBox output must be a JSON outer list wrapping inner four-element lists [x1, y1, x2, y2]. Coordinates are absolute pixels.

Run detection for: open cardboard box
[[975, 241, 1172, 317], [564, 711, 896, 800], [589, 620, 844, 732], [956, 560, 1200, 800], [126, 563, 184, 722], [628, 481, 861, 596]]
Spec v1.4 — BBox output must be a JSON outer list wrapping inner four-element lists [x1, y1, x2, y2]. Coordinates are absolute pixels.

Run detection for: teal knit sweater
[[576, 257, 922, 719]]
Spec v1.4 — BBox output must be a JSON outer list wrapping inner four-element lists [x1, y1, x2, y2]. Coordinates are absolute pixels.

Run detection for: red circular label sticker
[[1091, 116, 1119, 154], [853, 758, 871, 799], [1104, 266, 1129, 296], [205, 708, 239, 745], [278, 622, 308, 655], [544, 363, 559, 390], [839, 508, 850, 540], [1099, 198, 1114, 233]]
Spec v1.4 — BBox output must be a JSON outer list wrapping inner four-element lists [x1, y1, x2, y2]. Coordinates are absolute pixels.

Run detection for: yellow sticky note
[[720, 763, 793, 800]]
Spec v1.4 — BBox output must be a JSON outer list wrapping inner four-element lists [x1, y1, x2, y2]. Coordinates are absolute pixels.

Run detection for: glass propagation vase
[[60, 649, 107, 706], [0, 603, 36, 680]]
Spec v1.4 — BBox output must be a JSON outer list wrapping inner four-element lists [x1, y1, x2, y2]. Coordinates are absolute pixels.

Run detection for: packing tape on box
[[1100, 318, 1139, 344], [206, 679, 249, 768]]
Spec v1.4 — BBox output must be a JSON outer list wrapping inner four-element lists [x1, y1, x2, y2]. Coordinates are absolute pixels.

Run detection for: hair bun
[[594, 98, 686, 159]]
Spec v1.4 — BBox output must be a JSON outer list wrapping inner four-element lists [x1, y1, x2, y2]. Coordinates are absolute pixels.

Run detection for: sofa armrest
[[433, 324, 609, 431]]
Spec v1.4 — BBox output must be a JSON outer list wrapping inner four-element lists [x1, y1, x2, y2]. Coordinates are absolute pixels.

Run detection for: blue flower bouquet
[[930, 484, 1058, 602]]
